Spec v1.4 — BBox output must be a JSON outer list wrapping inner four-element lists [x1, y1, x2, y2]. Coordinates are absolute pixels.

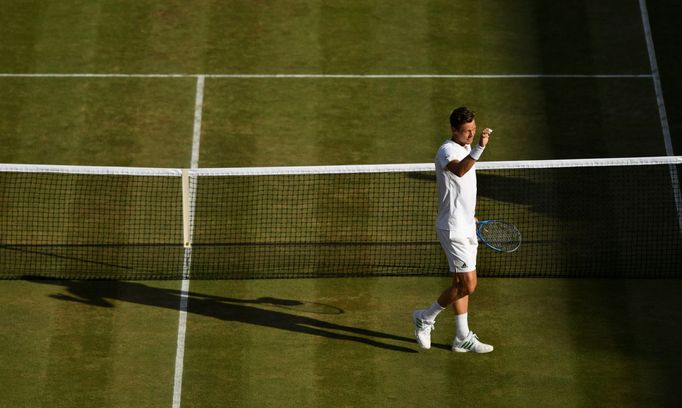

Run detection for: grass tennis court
[[4, 277, 682, 407], [2, 0, 682, 407]]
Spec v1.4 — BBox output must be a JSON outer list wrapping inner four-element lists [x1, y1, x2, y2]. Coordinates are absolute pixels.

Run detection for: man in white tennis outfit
[[412, 107, 494, 353]]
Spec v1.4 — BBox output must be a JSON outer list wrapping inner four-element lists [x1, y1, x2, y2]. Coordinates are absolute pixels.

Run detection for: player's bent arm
[[446, 155, 477, 177]]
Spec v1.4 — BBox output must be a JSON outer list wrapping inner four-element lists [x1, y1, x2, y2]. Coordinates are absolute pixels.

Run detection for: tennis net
[[1, 156, 681, 279]]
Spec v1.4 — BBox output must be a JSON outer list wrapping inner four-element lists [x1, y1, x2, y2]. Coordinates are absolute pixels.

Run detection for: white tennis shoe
[[452, 331, 494, 353], [412, 310, 435, 349]]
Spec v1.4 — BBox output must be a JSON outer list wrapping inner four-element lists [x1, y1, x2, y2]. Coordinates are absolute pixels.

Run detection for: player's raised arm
[[446, 128, 493, 177]]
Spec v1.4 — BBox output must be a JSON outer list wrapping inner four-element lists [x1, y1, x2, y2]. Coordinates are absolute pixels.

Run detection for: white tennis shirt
[[435, 139, 477, 235]]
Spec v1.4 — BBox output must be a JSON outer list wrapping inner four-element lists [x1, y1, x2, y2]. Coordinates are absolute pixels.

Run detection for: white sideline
[[638, 0, 674, 156], [638, 0, 682, 234]]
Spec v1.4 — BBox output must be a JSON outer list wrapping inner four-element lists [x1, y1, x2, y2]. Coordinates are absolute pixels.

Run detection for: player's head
[[449, 107, 475, 130], [450, 107, 477, 145]]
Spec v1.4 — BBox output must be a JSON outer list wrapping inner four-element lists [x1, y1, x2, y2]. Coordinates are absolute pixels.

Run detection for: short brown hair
[[449, 107, 475, 130]]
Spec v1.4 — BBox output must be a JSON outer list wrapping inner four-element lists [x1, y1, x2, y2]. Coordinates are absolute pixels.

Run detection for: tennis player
[[412, 107, 494, 353]]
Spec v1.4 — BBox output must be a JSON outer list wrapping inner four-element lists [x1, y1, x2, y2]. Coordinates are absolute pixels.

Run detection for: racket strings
[[481, 223, 521, 251]]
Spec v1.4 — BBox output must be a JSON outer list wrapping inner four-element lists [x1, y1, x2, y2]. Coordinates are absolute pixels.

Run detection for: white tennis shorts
[[436, 229, 478, 273]]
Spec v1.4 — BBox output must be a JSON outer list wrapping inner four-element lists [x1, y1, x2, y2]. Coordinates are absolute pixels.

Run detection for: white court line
[[0, 72, 653, 79], [190, 76, 205, 169], [172, 76, 205, 408], [204, 74, 653, 79], [638, 0, 674, 155], [638, 0, 682, 234], [172, 277, 190, 408]]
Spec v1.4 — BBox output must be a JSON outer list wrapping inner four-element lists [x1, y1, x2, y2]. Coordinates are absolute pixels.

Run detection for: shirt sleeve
[[437, 143, 465, 169]]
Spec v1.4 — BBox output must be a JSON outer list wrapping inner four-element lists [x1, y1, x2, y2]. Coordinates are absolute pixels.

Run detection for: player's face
[[452, 120, 477, 146]]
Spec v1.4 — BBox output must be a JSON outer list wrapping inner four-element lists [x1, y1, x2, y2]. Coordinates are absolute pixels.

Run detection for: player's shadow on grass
[[30, 279, 448, 353]]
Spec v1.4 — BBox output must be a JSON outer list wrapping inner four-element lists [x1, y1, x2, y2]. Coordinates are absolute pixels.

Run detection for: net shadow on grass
[[26, 279, 437, 353]]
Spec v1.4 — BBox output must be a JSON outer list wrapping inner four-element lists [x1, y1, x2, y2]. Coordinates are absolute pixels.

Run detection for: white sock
[[455, 313, 469, 340], [421, 301, 445, 321]]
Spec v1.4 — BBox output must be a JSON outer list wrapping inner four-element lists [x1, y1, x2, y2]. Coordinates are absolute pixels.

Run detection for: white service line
[[0, 73, 191, 78], [203, 74, 652, 79], [172, 76, 205, 408], [0, 72, 653, 79]]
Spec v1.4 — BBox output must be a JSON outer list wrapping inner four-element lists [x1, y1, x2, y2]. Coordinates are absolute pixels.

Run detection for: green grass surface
[[1, 0, 676, 167], [180, 277, 682, 408], [0, 0, 651, 75], [1, 279, 180, 408], [199, 77, 667, 167], [2, 0, 682, 406], [0, 78, 196, 166], [3, 278, 681, 407]]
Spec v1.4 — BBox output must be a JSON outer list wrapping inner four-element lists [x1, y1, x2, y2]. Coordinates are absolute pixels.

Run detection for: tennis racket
[[476, 220, 522, 253]]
